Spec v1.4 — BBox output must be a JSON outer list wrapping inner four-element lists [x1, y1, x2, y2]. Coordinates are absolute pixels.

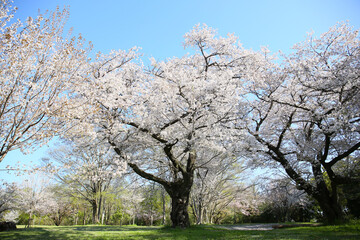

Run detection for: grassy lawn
[[0, 223, 359, 240]]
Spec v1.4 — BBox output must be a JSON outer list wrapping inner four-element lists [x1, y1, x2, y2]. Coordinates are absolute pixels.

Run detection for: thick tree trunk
[[296, 182, 345, 224], [127, 163, 195, 228], [314, 192, 344, 224], [273, 150, 345, 224], [165, 174, 193, 228], [53, 210, 61, 226], [91, 201, 98, 224], [169, 190, 191, 228], [124, 147, 196, 228]]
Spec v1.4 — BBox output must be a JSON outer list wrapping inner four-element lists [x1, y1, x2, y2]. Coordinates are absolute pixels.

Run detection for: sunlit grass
[[0, 222, 359, 240]]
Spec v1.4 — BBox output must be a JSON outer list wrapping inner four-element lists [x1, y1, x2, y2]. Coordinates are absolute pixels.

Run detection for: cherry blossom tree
[[260, 178, 310, 222], [228, 185, 263, 223], [41, 184, 74, 226], [41, 139, 126, 224], [243, 23, 360, 223], [15, 176, 56, 227], [2, 210, 19, 222], [105, 179, 145, 225], [120, 187, 144, 225], [0, 1, 89, 162], [190, 157, 245, 224], [138, 183, 164, 226], [0, 182, 16, 218], [77, 24, 260, 228]]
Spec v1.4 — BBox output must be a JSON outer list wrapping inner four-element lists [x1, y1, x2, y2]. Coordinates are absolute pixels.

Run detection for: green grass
[[0, 222, 359, 240]]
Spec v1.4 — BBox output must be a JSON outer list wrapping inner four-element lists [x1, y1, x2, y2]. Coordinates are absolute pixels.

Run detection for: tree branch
[[127, 162, 170, 189], [328, 141, 360, 166]]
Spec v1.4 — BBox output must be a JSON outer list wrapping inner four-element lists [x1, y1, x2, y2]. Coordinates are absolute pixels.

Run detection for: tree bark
[[162, 188, 166, 225], [83, 209, 86, 225], [283, 161, 345, 224], [114, 141, 196, 228], [198, 199, 203, 224], [128, 162, 194, 228], [168, 186, 191, 228], [91, 200, 98, 224], [97, 196, 102, 224], [265, 140, 345, 224], [312, 190, 344, 224], [26, 212, 33, 228]]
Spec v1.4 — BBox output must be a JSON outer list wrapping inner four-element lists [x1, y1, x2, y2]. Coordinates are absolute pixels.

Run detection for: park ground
[[0, 222, 359, 240]]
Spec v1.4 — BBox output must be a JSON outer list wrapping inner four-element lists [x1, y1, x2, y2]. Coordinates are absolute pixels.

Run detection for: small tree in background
[[0, 182, 17, 219], [15, 176, 56, 227], [190, 157, 246, 224], [41, 139, 126, 224]]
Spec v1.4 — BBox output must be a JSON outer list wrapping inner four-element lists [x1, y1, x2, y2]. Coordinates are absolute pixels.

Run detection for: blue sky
[[1, 0, 360, 182]]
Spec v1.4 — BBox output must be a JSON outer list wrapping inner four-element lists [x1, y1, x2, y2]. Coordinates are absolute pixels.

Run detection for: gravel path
[[216, 223, 275, 231], [216, 223, 322, 231]]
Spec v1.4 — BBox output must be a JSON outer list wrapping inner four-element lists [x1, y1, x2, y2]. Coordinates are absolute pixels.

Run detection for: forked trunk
[[125, 148, 196, 228], [307, 173, 345, 224], [277, 154, 346, 225]]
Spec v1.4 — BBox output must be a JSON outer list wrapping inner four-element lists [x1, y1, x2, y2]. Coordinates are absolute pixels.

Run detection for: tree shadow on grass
[[72, 225, 162, 232], [0, 227, 76, 240], [1, 224, 359, 240], [0, 226, 169, 240]]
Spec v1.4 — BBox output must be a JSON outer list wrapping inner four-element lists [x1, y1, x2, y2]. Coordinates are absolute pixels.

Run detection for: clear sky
[[1, 0, 360, 182]]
